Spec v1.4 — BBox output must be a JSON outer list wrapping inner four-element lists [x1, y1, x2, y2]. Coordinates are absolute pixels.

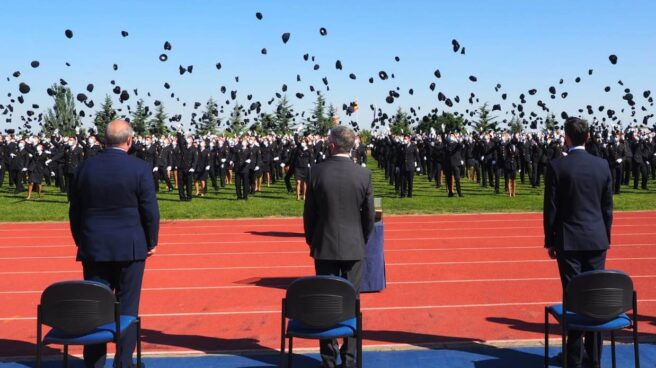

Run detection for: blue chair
[[544, 270, 639, 368], [280, 276, 362, 368], [36, 281, 141, 368]]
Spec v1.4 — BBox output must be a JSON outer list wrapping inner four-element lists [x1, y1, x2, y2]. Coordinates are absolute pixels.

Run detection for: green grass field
[[0, 159, 654, 222]]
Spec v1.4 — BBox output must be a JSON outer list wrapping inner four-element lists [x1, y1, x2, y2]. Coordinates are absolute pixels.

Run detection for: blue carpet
[[2, 344, 654, 367]]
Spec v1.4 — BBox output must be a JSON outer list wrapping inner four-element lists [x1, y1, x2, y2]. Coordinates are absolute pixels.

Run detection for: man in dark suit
[[544, 117, 613, 368], [69, 120, 159, 368], [445, 133, 464, 197], [176, 129, 198, 201], [304, 125, 375, 368], [398, 136, 420, 198]]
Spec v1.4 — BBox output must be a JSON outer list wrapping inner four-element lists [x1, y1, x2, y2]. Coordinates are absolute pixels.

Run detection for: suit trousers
[[314, 259, 363, 368], [446, 164, 462, 195], [82, 261, 145, 368], [236, 170, 250, 199], [158, 166, 173, 191], [556, 250, 607, 367], [633, 162, 648, 189], [433, 162, 443, 187], [10, 170, 24, 193], [178, 170, 193, 200], [400, 169, 414, 197]]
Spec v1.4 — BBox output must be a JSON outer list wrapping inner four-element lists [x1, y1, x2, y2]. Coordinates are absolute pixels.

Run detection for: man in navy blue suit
[[544, 117, 613, 368], [70, 120, 160, 368]]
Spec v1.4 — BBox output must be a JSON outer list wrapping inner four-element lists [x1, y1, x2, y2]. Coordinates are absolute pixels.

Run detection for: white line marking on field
[[4, 299, 656, 321], [1, 256, 655, 275]]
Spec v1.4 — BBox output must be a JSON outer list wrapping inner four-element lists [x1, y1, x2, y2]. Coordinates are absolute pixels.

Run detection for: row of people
[[371, 127, 655, 197], [0, 127, 369, 202]]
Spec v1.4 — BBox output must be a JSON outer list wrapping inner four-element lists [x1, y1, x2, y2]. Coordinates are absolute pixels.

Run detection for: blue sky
[[1, 0, 655, 132]]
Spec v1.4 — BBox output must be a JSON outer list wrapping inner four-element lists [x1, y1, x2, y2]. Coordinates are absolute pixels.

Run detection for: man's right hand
[[547, 247, 557, 259], [147, 247, 157, 257]]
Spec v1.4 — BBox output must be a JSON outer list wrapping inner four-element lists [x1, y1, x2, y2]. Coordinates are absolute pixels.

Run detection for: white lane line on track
[[0, 224, 651, 239], [0, 232, 653, 249], [4, 299, 656, 321], [3, 274, 656, 295], [1, 256, 656, 275], [1, 243, 655, 260], [0, 215, 652, 231]]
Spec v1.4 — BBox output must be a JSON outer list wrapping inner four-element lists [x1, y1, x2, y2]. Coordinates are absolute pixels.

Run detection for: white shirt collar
[[568, 145, 585, 153]]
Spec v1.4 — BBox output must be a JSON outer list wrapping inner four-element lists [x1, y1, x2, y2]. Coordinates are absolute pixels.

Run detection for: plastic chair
[[36, 281, 141, 368], [280, 276, 362, 368], [544, 270, 639, 368]]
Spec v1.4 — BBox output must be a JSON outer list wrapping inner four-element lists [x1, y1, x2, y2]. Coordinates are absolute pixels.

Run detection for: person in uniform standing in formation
[[1, 121, 653, 202]]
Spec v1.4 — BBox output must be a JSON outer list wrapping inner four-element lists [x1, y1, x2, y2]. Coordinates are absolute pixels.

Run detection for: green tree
[[43, 83, 80, 136], [229, 102, 245, 136], [197, 97, 219, 135], [259, 112, 276, 133], [415, 112, 465, 134], [473, 103, 497, 133], [148, 104, 168, 136], [390, 107, 411, 135], [93, 95, 117, 140], [509, 117, 523, 134], [544, 113, 557, 131], [130, 99, 148, 136], [274, 96, 293, 134], [310, 92, 332, 135], [359, 129, 372, 145]]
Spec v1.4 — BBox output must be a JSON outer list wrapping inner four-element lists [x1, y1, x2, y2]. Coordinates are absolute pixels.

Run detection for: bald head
[[105, 120, 134, 149]]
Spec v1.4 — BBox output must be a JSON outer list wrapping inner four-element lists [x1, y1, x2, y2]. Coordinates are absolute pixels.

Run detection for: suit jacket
[[543, 149, 613, 252], [304, 156, 375, 261], [69, 148, 160, 262]]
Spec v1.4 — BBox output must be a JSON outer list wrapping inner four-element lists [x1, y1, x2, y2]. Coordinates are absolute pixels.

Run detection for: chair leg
[[137, 318, 142, 368], [279, 334, 286, 368], [544, 307, 549, 368], [611, 331, 616, 368], [63, 344, 69, 368], [357, 335, 363, 368], [562, 326, 567, 368], [592, 332, 599, 367], [633, 324, 640, 368], [287, 337, 293, 368]]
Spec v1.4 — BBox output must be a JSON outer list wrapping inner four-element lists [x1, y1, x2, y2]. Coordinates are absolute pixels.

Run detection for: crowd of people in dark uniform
[[0, 125, 368, 202], [371, 126, 655, 198], [1, 123, 653, 203]]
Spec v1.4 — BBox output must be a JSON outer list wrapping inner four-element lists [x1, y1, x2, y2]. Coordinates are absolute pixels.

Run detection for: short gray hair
[[328, 125, 356, 154], [105, 120, 134, 146]]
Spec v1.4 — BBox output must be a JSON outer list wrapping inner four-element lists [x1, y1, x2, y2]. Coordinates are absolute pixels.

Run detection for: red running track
[[0, 211, 655, 357]]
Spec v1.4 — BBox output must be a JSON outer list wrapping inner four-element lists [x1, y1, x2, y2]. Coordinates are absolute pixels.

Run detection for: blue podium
[[361, 221, 386, 292]]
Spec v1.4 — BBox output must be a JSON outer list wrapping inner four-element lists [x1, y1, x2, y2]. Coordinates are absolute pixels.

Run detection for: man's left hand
[[147, 247, 157, 257]]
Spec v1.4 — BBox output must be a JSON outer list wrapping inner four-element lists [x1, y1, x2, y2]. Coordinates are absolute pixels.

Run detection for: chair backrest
[[40, 281, 116, 335], [285, 276, 357, 329], [565, 270, 634, 320]]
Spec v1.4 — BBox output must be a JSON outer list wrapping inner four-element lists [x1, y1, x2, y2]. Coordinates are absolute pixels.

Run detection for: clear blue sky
[[1, 0, 655, 132]]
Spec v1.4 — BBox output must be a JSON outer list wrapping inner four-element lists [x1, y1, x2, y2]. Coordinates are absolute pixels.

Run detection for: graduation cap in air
[[159, 54, 168, 62], [609, 54, 618, 65], [434, 69, 441, 78], [282, 32, 291, 44], [452, 39, 460, 53], [31, 61, 40, 68], [65, 29, 73, 38], [121, 30, 129, 37], [349, 73, 356, 80], [469, 75, 477, 82], [320, 27, 327, 36], [164, 41, 172, 51], [379, 71, 388, 80], [19, 83, 30, 94], [261, 48, 267, 55], [256, 12, 263, 20]]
